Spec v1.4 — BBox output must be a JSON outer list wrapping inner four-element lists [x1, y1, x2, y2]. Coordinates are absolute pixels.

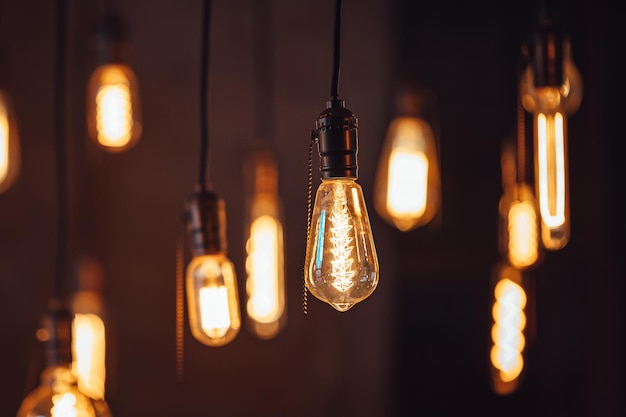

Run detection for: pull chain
[[303, 136, 319, 315], [175, 232, 184, 382]]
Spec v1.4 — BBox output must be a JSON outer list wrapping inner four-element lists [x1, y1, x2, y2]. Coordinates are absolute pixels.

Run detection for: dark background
[[1, 0, 623, 416]]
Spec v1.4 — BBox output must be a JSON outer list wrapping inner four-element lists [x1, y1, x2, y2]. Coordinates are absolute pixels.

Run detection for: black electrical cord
[[252, 0, 275, 142], [330, 0, 342, 100], [198, 0, 211, 190], [53, 0, 69, 303]]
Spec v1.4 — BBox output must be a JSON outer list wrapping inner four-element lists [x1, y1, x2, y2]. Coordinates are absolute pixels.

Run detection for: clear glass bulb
[[87, 63, 142, 152], [244, 153, 286, 339], [186, 253, 241, 346], [305, 178, 379, 312], [498, 183, 542, 270], [521, 40, 582, 250], [490, 263, 527, 395], [17, 366, 97, 417], [0, 90, 20, 193], [374, 117, 440, 231]]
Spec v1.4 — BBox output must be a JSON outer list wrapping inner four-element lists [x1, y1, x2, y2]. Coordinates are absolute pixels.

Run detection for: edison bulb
[[186, 253, 240, 346], [0, 90, 20, 193], [244, 153, 286, 339], [521, 40, 582, 250], [374, 117, 440, 231], [305, 178, 379, 312], [17, 366, 96, 417], [490, 264, 527, 395], [498, 183, 542, 270], [87, 64, 141, 152]]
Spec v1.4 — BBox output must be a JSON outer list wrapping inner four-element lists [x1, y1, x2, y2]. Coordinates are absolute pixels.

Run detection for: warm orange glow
[[0, 91, 20, 193], [537, 112, 565, 228], [246, 215, 284, 325], [186, 254, 240, 346], [305, 179, 379, 312], [87, 64, 141, 152], [490, 277, 527, 383], [72, 313, 106, 400], [374, 117, 440, 232], [507, 199, 539, 268], [51, 393, 79, 417], [0, 103, 8, 184]]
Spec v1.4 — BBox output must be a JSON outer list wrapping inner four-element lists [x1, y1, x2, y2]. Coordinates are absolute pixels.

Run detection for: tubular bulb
[[490, 263, 527, 395], [305, 178, 379, 312], [0, 91, 20, 193], [244, 152, 286, 339], [498, 183, 542, 270], [374, 116, 440, 231], [186, 254, 240, 346], [521, 40, 582, 249], [87, 64, 141, 152]]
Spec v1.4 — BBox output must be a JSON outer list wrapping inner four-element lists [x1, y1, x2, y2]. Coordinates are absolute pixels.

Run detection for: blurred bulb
[[0, 90, 20, 193], [17, 366, 97, 417], [87, 64, 141, 152], [521, 39, 582, 250], [71, 257, 107, 401], [305, 178, 379, 312], [374, 117, 440, 231], [186, 254, 240, 346], [498, 183, 542, 270], [244, 152, 286, 339], [490, 264, 527, 395]]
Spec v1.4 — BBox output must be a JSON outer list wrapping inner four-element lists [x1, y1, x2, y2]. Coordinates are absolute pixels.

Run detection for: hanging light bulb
[[498, 142, 542, 270], [70, 257, 107, 402], [185, 188, 241, 346], [0, 90, 20, 193], [305, 99, 379, 312], [374, 91, 441, 232], [489, 263, 527, 395], [244, 151, 286, 338], [86, 13, 142, 153], [520, 13, 583, 250], [17, 304, 97, 417]]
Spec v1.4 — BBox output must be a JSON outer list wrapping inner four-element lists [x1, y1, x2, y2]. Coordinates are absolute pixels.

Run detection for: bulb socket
[[91, 12, 131, 65], [313, 99, 358, 179], [185, 188, 227, 257], [41, 300, 73, 368], [530, 22, 564, 88]]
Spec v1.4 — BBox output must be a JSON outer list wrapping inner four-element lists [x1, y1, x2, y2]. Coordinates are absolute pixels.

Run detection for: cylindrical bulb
[[186, 254, 240, 346], [374, 116, 440, 231], [498, 183, 542, 270], [521, 39, 582, 250], [490, 263, 527, 395], [87, 64, 141, 152], [305, 178, 379, 312], [0, 90, 20, 193], [244, 152, 286, 339]]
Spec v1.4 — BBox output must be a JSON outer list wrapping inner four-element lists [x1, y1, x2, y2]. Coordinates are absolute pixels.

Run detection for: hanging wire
[[53, 0, 69, 303], [330, 0, 342, 100], [303, 136, 318, 315], [252, 0, 275, 142], [198, 0, 211, 190], [516, 94, 526, 184]]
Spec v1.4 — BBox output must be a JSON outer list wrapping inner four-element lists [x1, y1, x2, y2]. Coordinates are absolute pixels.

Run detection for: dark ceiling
[[1, 0, 624, 416]]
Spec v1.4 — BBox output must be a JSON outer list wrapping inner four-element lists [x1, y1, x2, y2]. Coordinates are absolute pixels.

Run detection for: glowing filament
[[490, 278, 527, 382], [246, 215, 283, 323], [51, 393, 78, 417], [0, 104, 8, 183], [507, 200, 539, 268], [72, 314, 106, 400], [199, 286, 231, 338], [537, 112, 565, 228], [329, 184, 355, 292], [387, 150, 428, 218], [96, 83, 133, 148]]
